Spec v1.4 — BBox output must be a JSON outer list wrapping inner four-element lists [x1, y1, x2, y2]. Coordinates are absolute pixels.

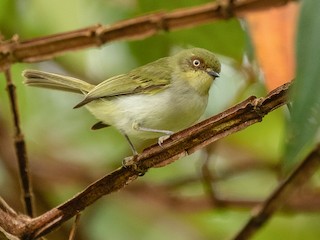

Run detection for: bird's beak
[[206, 68, 220, 78]]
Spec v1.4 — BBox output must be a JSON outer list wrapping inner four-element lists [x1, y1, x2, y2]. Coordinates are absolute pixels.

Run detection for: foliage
[[284, 0, 320, 170]]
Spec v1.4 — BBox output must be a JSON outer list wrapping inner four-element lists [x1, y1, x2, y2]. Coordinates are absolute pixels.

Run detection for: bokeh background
[[1, 0, 320, 240]]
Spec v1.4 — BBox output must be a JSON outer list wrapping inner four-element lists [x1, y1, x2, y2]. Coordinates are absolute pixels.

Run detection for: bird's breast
[[86, 82, 208, 139]]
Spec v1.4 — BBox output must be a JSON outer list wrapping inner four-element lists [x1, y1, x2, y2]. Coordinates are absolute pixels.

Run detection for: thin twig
[[0, 0, 295, 70], [0, 197, 18, 218], [232, 144, 320, 240], [4, 69, 34, 217], [0, 228, 20, 240], [126, 179, 320, 212], [13, 82, 290, 240], [0, 197, 30, 238], [200, 148, 222, 207], [68, 214, 81, 240]]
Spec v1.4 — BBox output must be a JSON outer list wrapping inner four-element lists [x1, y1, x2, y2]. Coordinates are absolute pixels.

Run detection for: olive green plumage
[[23, 48, 221, 153]]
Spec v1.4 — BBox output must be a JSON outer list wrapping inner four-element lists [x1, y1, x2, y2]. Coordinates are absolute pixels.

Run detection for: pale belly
[[86, 86, 208, 139]]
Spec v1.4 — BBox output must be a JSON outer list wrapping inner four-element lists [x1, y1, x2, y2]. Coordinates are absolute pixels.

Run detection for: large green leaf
[[284, 0, 320, 169]]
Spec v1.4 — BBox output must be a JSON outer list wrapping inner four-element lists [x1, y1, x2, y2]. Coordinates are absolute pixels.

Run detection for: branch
[[0, 0, 294, 70], [232, 144, 320, 240], [3, 69, 34, 217], [6, 82, 289, 239], [126, 183, 320, 212], [0, 197, 29, 240], [68, 214, 81, 240]]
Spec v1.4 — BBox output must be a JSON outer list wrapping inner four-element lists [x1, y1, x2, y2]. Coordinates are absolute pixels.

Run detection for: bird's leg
[[123, 133, 138, 156], [122, 133, 138, 166], [121, 133, 146, 176], [132, 122, 174, 146]]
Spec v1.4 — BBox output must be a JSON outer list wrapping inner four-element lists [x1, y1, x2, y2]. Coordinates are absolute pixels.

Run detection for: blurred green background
[[1, 0, 320, 240]]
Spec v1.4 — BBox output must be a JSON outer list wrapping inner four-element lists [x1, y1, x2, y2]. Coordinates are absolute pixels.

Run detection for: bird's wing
[[74, 57, 172, 108]]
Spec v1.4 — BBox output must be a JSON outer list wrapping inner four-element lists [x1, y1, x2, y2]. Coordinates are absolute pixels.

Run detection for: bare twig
[[0, 197, 30, 239], [3, 69, 34, 217], [0, 0, 295, 70], [232, 144, 320, 240], [68, 214, 81, 240], [126, 182, 320, 213], [0, 197, 18, 220], [0, 228, 19, 240], [200, 148, 222, 207], [8, 82, 289, 239]]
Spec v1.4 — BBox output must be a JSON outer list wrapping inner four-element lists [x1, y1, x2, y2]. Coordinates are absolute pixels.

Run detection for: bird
[[22, 48, 221, 157]]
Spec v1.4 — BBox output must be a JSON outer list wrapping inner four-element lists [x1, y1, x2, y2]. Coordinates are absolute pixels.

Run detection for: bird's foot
[[122, 154, 137, 167], [158, 134, 171, 147], [122, 155, 146, 176]]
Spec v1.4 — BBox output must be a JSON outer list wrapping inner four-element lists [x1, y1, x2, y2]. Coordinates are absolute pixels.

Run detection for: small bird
[[23, 48, 221, 156]]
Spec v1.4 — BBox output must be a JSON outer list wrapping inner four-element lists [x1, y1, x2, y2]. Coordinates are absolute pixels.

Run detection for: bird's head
[[173, 48, 221, 95]]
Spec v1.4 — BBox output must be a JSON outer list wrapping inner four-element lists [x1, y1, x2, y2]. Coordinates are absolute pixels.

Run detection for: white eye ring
[[193, 59, 201, 67]]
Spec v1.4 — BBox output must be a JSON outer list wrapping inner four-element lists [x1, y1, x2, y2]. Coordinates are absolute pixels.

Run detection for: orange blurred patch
[[246, 2, 299, 91]]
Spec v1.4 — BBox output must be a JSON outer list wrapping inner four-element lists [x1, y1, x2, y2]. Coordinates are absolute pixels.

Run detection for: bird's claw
[[158, 135, 171, 147], [122, 155, 137, 167], [122, 155, 146, 176]]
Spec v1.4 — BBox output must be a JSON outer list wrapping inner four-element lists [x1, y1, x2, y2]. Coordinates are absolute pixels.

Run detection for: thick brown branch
[[134, 82, 290, 169], [3, 70, 34, 217], [12, 82, 290, 239], [0, 0, 294, 71], [232, 145, 320, 240]]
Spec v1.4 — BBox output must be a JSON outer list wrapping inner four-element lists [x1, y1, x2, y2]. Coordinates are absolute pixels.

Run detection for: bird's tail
[[22, 69, 94, 94]]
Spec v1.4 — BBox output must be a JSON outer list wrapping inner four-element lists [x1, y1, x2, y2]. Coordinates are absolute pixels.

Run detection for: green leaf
[[284, 0, 320, 170]]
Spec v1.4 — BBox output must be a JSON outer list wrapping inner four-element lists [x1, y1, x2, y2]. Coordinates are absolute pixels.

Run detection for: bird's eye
[[192, 59, 201, 67]]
